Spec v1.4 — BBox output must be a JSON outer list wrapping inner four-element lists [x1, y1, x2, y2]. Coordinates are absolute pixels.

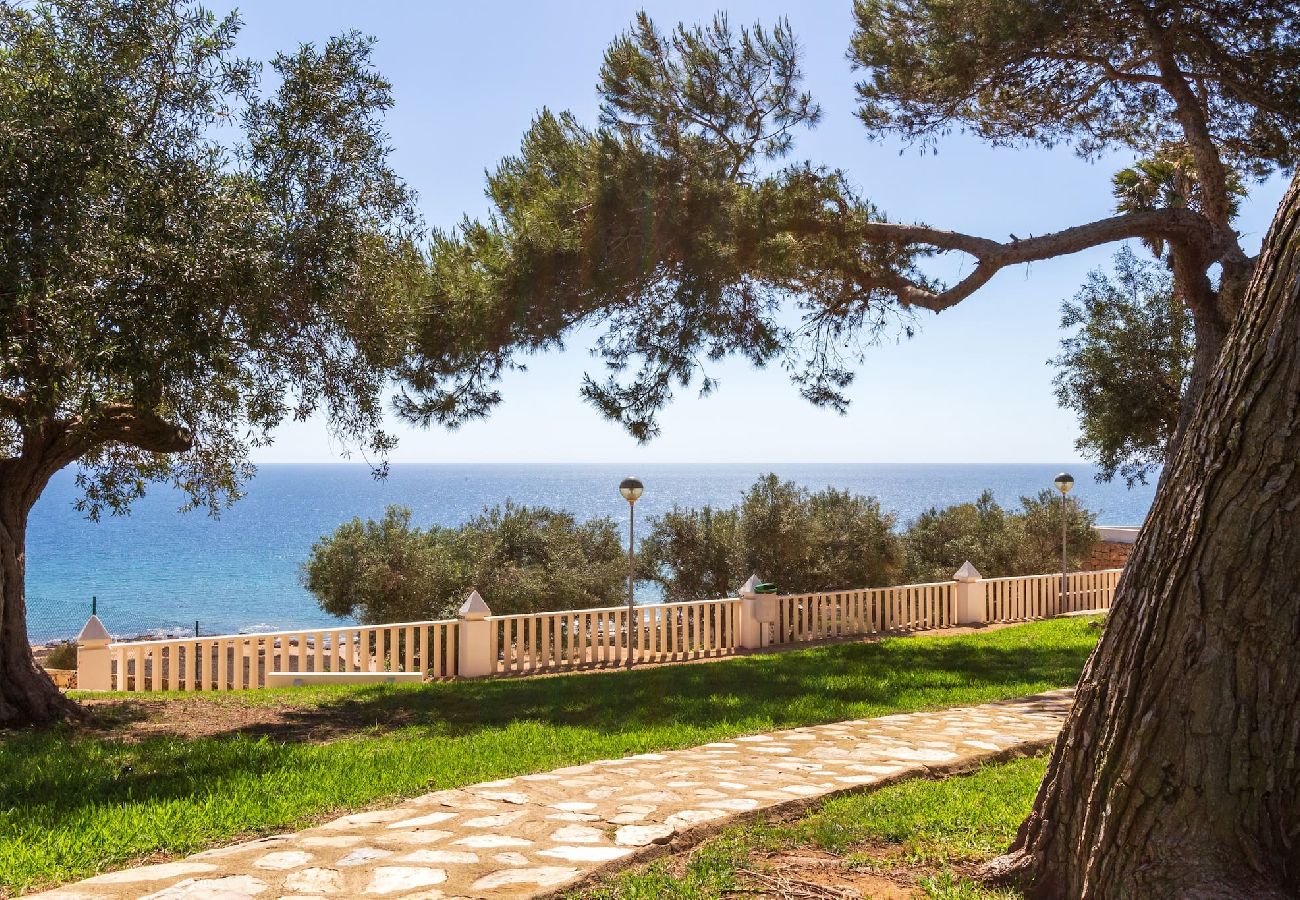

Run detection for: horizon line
[[245, 460, 1099, 467]]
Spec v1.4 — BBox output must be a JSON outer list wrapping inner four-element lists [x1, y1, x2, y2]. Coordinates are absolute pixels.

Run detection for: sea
[[25, 463, 1156, 643]]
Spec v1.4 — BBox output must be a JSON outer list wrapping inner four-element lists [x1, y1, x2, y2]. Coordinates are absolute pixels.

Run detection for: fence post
[[737, 574, 772, 650], [76, 614, 113, 691], [457, 590, 493, 678], [953, 561, 986, 625]]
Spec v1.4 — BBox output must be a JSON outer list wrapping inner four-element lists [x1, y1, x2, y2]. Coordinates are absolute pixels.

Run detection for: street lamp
[[1054, 472, 1075, 607], [619, 476, 644, 669]]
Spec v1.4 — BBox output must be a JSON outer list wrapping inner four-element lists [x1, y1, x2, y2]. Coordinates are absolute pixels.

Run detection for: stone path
[[30, 690, 1074, 900]]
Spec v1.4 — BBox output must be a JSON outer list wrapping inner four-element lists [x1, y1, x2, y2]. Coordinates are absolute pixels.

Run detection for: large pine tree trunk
[[987, 175, 1300, 896], [0, 487, 80, 727]]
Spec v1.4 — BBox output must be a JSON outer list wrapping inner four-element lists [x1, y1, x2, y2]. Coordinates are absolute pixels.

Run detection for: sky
[[223, 1, 1287, 465]]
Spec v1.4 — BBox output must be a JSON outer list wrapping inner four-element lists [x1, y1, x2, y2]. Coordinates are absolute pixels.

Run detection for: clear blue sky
[[225, 1, 1285, 464]]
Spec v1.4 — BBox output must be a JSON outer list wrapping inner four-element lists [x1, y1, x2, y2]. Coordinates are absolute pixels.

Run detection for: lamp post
[[1054, 472, 1075, 607], [619, 476, 644, 669]]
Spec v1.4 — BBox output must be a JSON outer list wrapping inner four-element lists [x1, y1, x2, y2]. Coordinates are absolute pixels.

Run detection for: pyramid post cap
[[739, 574, 761, 596], [953, 561, 983, 582], [459, 589, 491, 620], [77, 614, 111, 644]]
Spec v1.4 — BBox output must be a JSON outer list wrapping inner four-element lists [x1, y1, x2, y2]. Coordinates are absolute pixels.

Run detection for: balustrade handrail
[[108, 617, 461, 648], [774, 578, 957, 597], [486, 596, 738, 623]]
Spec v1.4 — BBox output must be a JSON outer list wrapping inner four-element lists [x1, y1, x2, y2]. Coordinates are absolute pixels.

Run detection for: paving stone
[[297, 835, 364, 849], [362, 866, 447, 895], [476, 791, 532, 805], [252, 851, 311, 871], [398, 850, 479, 865], [835, 775, 881, 785], [335, 848, 393, 867], [549, 801, 596, 811], [139, 875, 269, 898], [664, 809, 729, 830], [779, 784, 827, 797], [545, 811, 601, 822], [323, 810, 405, 829], [699, 798, 760, 811], [606, 812, 647, 825], [548, 825, 604, 843], [614, 824, 675, 846], [463, 811, 527, 828], [450, 834, 533, 849], [387, 812, 458, 829], [470, 867, 580, 891], [282, 868, 342, 894], [187, 840, 287, 862], [377, 830, 454, 846]]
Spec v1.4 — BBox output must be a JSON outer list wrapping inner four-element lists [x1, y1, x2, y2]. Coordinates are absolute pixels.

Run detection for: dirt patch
[[585, 835, 996, 899], [73, 694, 407, 743], [738, 847, 920, 899]]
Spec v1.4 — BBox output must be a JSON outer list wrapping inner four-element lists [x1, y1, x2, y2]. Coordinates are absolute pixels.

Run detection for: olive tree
[[0, 1, 425, 725], [903, 490, 1096, 584], [640, 474, 902, 602]]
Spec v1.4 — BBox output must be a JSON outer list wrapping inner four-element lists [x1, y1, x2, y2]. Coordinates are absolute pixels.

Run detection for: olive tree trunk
[[0, 478, 80, 727], [987, 174, 1300, 896]]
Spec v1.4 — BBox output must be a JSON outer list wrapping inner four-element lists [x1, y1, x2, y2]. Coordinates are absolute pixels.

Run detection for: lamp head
[[619, 476, 645, 504], [1054, 472, 1075, 495]]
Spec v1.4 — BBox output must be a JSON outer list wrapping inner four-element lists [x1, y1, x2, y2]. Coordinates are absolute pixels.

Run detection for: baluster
[[212, 639, 225, 691], [610, 609, 620, 664], [640, 608, 649, 661]]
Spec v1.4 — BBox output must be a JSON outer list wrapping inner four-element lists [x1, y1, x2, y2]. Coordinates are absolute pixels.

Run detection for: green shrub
[[303, 502, 625, 622], [43, 641, 77, 670]]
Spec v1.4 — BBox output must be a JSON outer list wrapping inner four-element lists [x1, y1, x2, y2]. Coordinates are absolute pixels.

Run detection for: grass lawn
[[0, 618, 1098, 896], [578, 754, 1049, 900]]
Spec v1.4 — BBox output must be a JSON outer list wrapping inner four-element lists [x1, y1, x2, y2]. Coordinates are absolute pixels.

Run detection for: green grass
[[580, 755, 1050, 900], [0, 618, 1097, 896]]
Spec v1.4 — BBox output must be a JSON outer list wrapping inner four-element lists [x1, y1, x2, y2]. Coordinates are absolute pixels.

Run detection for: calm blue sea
[[25, 463, 1155, 642]]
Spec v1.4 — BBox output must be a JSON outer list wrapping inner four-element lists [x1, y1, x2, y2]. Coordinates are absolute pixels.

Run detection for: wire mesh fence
[[25, 595, 197, 647]]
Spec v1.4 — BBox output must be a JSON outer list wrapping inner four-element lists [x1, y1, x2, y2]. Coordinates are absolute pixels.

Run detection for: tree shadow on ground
[[221, 628, 1085, 741]]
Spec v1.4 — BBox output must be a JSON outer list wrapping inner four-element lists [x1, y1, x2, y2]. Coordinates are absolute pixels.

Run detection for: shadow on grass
[[0, 619, 1095, 822], [281, 637, 1086, 734]]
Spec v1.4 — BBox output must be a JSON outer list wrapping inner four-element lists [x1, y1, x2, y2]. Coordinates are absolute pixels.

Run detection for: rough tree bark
[[986, 173, 1300, 896], [0, 479, 80, 726]]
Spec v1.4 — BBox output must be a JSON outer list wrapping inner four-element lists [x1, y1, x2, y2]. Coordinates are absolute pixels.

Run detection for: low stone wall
[[44, 667, 76, 689], [1086, 540, 1133, 571]]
